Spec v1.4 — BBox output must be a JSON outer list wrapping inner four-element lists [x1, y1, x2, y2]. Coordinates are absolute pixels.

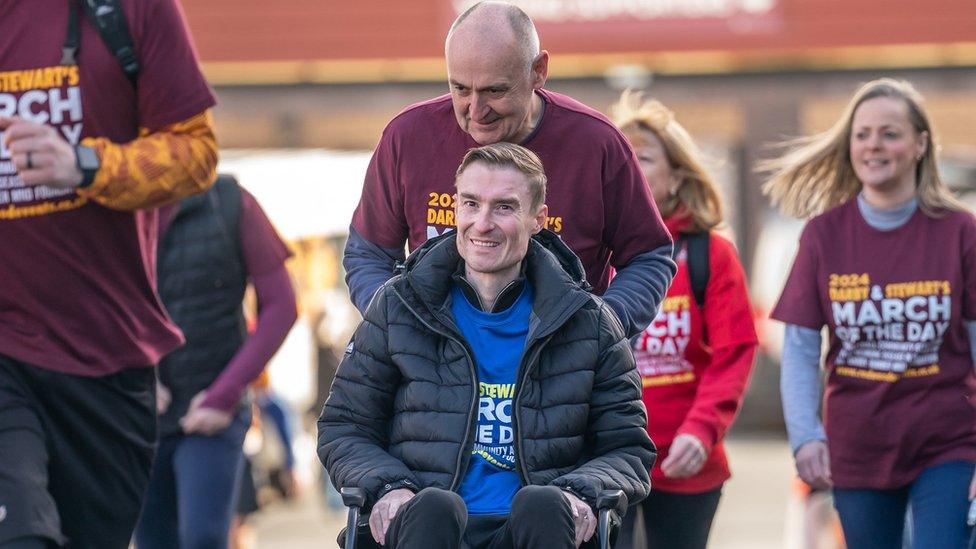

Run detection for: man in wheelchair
[[318, 143, 656, 549]]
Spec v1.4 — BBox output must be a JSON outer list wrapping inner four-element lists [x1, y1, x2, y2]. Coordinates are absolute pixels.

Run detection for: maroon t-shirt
[[772, 199, 976, 489], [350, 89, 669, 294], [0, 0, 216, 375]]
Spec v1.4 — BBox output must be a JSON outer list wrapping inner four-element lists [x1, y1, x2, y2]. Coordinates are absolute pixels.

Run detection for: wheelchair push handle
[[341, 486, 366, 508], [596, 489, 625, 549], [340, 487, 366, 549]]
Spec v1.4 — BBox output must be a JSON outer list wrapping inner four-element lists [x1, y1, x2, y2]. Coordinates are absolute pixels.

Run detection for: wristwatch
[[74, 145, 100, 188]]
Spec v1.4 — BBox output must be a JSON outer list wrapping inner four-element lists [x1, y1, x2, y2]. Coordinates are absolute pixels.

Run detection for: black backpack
[[674, 232, 710, 309], [62, 0, 139, 85]]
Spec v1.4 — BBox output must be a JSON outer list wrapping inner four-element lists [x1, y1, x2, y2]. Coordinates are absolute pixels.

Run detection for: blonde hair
[[611, 90, 723, 233], [759, 78, 965, 219], [455, 142, 547, 210]]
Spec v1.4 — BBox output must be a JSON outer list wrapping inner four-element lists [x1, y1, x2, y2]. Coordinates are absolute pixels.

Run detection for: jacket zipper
[[511, 299, 589, 485], [486, 278, 522, 312], [511, 336, 550, 485], [391, 287, 479, 492]]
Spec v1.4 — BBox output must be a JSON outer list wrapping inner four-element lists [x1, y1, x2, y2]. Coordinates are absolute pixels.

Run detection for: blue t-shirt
[[451, 281, 533, 515]]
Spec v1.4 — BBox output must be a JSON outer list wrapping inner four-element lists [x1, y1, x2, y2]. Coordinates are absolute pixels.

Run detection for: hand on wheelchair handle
[[369, 488, 415, 545], [562, 491, 597, 547]]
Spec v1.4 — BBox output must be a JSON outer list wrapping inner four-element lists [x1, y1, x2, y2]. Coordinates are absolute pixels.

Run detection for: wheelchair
[[339, 487, 625, 549]]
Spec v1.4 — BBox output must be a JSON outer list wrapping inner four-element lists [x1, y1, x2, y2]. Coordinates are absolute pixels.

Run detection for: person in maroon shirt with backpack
[[0, 1, 218, 547], [611, 92, 758, 549], [764, 78, 976, 548]]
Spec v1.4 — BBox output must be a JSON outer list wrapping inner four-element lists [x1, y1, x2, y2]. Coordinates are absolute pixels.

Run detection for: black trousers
[[0, 355, 156, 549], [352, 485, 594, 549], [616, 487, 722, 549]]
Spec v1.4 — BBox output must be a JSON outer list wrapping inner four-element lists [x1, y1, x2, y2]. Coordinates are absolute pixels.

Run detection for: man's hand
[[369, 488, 414, 545], [562, 491, 597, 548], [795, 439, 832, 490], [0, 116, 83, 189], [156, 382, 172, 415], [661, 433, 707, 479], [180, 391, 233, 435]]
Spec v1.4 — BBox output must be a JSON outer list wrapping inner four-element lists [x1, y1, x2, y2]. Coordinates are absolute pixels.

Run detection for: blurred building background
[[177, 1, 976, 546]]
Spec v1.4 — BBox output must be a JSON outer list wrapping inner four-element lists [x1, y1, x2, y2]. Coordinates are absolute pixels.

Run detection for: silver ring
[[26, 151, 33, 170]]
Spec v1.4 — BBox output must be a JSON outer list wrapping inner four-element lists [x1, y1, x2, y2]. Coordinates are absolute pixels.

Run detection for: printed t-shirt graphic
[[634, 246, 697, 386], [829, 274, 949, 380], [472, 381, 517, 472], [0, 0, 216, 375], [350, 89, 669, 295], [772, 200, 976, 489], [451, 283, 533, 515], [0, 64, 86, 215]]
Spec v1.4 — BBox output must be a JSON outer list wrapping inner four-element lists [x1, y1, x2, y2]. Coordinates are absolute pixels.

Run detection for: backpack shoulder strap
[[682, 231, 711, 309], [210, 174, 244, 263], [79, 0, 139, 86]]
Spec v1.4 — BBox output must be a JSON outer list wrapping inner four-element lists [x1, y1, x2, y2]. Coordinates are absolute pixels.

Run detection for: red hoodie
[[633, 215, 758, 493]]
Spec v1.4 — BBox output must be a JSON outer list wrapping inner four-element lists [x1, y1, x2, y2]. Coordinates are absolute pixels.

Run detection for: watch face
[[77, 146, 99, 170]]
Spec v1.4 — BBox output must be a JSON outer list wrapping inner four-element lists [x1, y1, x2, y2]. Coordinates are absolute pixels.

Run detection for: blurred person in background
[[311, 306, 355, 513], [0, 1, 218, 546], [343, 0, 674, 338], [611, 92, 758, 549], [255, 376, 300, 501], [135, 175, 297, 549], [231, 370, 300, 549], [762, 78, 976, 549]]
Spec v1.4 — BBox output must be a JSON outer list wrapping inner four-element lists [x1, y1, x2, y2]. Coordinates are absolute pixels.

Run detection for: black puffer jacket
[[318, 230, 655, 512]]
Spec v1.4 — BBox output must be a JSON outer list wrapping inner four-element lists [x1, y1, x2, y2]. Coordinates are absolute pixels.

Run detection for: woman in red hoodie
[[612, 91, 759, 549]]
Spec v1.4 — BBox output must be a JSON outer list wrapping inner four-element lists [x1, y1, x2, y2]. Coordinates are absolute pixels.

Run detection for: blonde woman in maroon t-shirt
[[763, 78, 976, 548], [612, 92, 759, 549]]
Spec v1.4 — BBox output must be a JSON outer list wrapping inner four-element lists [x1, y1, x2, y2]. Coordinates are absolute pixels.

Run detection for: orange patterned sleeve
[[76, 110, 218, 211]]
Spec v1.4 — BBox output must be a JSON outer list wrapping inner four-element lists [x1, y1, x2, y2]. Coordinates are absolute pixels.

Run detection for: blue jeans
[[833, 460, 975, 549], [135, 409, 250, 549]]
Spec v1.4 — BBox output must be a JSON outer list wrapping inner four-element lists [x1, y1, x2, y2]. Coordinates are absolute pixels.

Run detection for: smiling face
[[849, 96, 927, 202], [446, 37, 548, 145], [625, 126, 677, 207], [455, 162, 547, 285]]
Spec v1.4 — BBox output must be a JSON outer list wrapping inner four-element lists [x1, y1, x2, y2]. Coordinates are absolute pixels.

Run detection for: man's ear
[[533, 204, 548, 234], [531, 51, 549, 90]]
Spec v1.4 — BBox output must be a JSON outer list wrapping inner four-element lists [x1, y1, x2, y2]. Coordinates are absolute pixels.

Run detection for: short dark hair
[[455, 142, 547, 210]]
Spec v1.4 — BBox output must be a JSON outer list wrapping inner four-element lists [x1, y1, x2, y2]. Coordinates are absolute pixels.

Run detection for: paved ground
[[253, 436, 800, 548]]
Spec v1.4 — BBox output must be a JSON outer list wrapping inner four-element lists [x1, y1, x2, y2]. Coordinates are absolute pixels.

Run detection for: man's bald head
[[446, 2, 540, 71], [444, 1, 549, 145]]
